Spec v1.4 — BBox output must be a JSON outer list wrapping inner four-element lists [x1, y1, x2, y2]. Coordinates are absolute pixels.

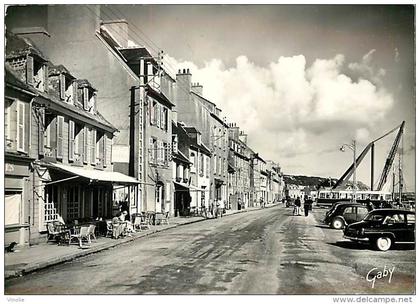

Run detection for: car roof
[[369, 209, 415, 214]]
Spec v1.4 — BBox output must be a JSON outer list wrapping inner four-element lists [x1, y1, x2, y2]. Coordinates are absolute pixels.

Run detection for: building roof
[[173, 151, 191, 165], [146, 85, 175, 108], [5, 65, 38, 96], [76, 79, 97, 91], [6, 31, 48, 61], [48, 64, 76, 79]]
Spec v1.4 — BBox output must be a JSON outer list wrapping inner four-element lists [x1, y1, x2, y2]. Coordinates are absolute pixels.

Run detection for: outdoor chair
[[87, 224, 97, 242], [69, 225, 91, 248], [105, 220, 113, 238], [133, 216, 150, 231], [46, 222, 62, 243], [161, 211, 170, 225]]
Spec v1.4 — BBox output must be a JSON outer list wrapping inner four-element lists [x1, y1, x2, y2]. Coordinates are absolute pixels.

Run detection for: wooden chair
[[69, 226, 91, 247], [134, 215, 150, 230]]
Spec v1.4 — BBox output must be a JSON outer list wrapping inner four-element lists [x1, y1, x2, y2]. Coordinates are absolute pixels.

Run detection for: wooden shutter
[[56, 116, 64, 159], [26, 56, 34, 85], [83, 88, 89, 110], [72, 82, 78, 104], [103, 134, 107, 167], [149, 99, 153, 125], [91, 129, 96, 165], [43, 65, 49, 93], [156, 104, 161, 128], [38, 107, 45, 156], [149, 138, 154, 163], [68, 120, 75, 161], [83, 127, 88, 163], [17, 101, 25, 152], [59, 74, 65, 100]]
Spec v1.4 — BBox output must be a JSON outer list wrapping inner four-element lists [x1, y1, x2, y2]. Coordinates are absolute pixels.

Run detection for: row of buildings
[[5, 5, 284, 246]]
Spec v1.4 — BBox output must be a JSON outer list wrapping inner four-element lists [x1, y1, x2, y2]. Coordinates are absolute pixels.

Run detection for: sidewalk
[[5, 203, 281, 279]]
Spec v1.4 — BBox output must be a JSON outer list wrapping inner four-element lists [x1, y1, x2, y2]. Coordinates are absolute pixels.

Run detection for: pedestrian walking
[[293, 197, 302, 216], [304, 196, 313, 217]]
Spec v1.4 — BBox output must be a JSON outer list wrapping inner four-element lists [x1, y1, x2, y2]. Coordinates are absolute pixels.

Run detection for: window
[[213, 155, 217, 174], [56, 115, 64, 159], [44, 185, 59, 223], [163, 142, 169, 166], [149, 137, 157, 164], [156, 104, 161, 128], [357, 207, 369, 217], [172, 135, 178, 154], [343, 207, 355, 214], [199, 153, 204, 176], [67, 186, 80, 220], [163, 108, 168, 131], [5, 193, 21, 225], [206, 156, 210, 178], [16, 100, 25, 152], [407, 214, 415, 224], [190, 152, 196, 173], [83, 88, 89, 110]]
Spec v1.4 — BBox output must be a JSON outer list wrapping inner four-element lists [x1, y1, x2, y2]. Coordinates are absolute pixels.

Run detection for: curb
[[5, 205, 280, 279]]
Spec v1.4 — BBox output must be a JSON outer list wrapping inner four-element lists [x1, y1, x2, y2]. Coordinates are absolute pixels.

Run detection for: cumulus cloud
[[164, 52, 393, 162], [348, 49, 387, 85]]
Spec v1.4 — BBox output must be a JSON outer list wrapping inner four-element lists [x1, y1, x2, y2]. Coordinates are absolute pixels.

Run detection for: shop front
[[5, 154, 33, 246], [36, 162, 140, 232]]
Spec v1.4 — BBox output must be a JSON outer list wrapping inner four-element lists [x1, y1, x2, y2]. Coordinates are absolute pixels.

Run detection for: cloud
[[164, 53, 394, 162], [348, 49, 387, 85]]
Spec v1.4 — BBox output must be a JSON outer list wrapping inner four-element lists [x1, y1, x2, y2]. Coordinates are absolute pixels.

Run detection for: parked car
[[343, 209, 415, 251], [325, 200, 352, 217], [324, 202, 372, 229]]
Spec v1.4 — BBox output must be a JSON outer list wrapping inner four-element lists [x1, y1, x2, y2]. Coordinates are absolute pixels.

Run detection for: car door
[[356, 206, 369, 222], [342, 206, 357, 224], [383, 213, 407, 241]]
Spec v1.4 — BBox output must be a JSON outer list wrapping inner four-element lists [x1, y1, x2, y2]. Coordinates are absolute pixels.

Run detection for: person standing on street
[[304, 196, 313, 217], [294, 197, 302, 216]]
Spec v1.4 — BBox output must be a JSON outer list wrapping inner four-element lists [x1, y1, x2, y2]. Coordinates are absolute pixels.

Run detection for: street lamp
[[340, 139, 357, 203]]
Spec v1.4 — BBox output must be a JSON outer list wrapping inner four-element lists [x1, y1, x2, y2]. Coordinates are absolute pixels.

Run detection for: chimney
[[100, 19, 129, 48], [191, 82, 203, 96], [176, 67, 192, 94]]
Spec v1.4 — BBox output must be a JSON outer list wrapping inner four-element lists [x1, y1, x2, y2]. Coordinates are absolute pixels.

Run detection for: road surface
[[5, 205, 415, 294]]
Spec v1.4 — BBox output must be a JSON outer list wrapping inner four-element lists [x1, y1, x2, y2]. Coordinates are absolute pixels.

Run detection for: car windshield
[[363, 212, 386, 222]]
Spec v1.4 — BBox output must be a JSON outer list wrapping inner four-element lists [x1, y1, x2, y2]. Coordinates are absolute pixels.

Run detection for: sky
[[101, 5, 415, 191]]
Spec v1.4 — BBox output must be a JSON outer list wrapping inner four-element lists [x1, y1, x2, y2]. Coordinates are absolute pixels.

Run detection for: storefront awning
[[173, 181, 189, 190], [47, 162, 140, 185]]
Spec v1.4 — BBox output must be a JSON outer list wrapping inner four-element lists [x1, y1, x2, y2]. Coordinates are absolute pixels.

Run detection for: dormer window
[[197, 133, 202, 146], [59, 74, 78, 104], [27, 55, 48, 92], [80, 86, 96, 114]]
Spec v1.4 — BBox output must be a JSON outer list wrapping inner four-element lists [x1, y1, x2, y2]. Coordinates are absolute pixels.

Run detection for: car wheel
[[331, 218, 344, 229], [376, 237, 392, 251]]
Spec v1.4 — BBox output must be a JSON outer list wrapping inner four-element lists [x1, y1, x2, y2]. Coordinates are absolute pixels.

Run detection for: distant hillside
[[284, 175, 369, 190]]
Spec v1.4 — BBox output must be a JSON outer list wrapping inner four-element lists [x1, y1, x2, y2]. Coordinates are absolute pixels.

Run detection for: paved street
[[5, 205, 415, 295]]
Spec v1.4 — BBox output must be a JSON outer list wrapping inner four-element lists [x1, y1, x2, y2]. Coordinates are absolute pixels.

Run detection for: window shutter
[[72, 82, 78, 104], [103, 134, 107, 167], [160, 106, 164, 129], [149, 138, 154, 163], [17, 101, 25, 152], [26, 56, 34, 85], [68, 120, 75, 161], [59, 74, 65, 100], [83, 127, 88, 163], [38, 107, 45, 156], [43, 65, 49, 93], [91, 129, 96, 165], [156, 104, 161, 128], [56, 116, 64, 159], [83, 88, 89, 110]]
